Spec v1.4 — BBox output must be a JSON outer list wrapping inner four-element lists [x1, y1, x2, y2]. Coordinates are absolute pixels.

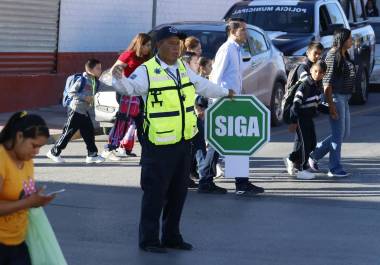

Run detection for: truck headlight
[[284, 56, 306, 72]]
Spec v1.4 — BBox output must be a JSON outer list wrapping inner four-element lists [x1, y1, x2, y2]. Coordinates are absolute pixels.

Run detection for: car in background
[[95, 21, 287, 129], [368, 17, 380, 85], [94, 68, 119, 134], [150, 21, 287, 126]]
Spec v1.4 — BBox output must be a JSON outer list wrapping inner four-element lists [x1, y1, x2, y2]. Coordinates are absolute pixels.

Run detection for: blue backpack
[[62, 73, 86, 107]]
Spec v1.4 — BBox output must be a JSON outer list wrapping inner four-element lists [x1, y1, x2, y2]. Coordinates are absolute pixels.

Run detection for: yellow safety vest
[[143, 57, 197, 145]]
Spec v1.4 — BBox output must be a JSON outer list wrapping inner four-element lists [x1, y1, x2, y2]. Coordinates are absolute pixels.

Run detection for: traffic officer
[[112, 26, 235, 253]]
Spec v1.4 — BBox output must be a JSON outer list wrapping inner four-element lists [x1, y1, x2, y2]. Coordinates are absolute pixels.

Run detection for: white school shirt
[[209, 37, 247, 95]]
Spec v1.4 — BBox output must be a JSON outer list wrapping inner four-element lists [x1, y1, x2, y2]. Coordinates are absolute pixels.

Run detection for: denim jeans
[[198, 146, 218, 185], [311, 93, 351, 172]]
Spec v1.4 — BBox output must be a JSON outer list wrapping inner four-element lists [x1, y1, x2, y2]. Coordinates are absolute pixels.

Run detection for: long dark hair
[[332, 28, 352, 74], [0, 111, 50, 150]]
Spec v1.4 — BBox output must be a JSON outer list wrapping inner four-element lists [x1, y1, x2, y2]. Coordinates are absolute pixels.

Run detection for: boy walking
[[47, 59, 105, 164], [288, 60, 328, 179], [284, 41, 324, 175]]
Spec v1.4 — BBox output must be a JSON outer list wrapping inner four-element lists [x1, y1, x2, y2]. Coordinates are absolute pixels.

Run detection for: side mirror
[[242, 50, 251, 62]]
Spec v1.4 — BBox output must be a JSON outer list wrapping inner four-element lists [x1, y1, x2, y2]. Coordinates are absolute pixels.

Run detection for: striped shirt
[[323, 49, 355, 94], [290, 76, 323, 122]]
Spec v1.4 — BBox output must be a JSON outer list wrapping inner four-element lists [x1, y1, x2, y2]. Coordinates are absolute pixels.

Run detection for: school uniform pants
[[289, 117, 316, 170], [139, 139, 191, 247], [51, 109, 98, 157], [0, 242, 31, 265]]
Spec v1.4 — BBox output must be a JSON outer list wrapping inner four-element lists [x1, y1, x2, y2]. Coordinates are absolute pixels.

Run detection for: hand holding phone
[[45, 189, 66, 196]]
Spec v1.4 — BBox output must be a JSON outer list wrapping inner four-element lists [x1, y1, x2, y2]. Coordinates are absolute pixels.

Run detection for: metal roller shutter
[[0, 0, 60, 74]]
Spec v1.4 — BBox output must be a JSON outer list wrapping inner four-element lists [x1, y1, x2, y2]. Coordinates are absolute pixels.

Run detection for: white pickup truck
[[225, 0, 376, 104]]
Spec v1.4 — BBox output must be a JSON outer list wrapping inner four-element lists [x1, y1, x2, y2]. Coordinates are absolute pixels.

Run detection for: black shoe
[[139, 244, 167, 253], [188, 178, 199, 188], [198, 183, 227, 194], [236, 183, 264, 196], [190, 171, 200, 180], [125, 150, 137, 157], [161, 241, 193, 251]]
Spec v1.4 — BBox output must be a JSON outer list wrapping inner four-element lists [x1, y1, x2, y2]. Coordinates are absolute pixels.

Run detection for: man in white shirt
[[112, 26, 234, 253], [198, 19, 265, 196]]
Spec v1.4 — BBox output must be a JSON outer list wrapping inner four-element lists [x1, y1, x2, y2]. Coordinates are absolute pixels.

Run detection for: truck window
[[341, 0, 367, 22], [319, 3, 346, 34], [228, 4, 314, 33], [325, 3, 346, 25], [247, 29, 268, 56], [351, 0, 366, 22]]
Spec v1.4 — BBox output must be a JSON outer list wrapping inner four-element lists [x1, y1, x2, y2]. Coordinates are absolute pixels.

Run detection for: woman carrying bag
[[101, 33, 152, 160], [0, 112, 56, 265]]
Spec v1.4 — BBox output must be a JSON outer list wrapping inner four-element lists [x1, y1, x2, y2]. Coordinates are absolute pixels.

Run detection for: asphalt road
[[34, 92, 380, 265]]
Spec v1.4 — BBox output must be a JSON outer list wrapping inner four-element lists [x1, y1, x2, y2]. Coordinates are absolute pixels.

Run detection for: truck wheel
[[270, 81, 284, 126], [350, 67, 368, 105]]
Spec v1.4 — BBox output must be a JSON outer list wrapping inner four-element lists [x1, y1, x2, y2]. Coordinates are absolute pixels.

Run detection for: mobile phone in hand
[[45, 189, 66, 196]]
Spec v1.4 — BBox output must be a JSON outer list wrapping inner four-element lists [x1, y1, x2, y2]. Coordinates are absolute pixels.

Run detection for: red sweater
[[118, 50, 144, 77]]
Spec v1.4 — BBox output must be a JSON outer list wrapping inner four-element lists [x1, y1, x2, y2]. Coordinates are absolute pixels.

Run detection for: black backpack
[[282, 64, 303, 124]]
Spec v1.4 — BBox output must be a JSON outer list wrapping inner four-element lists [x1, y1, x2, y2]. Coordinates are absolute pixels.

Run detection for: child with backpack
[[47, 59, 105, 164], [285, 60, 328, 180], [283, 41, 324, 176]]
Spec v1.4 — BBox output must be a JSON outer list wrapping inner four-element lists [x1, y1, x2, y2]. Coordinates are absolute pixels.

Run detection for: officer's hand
[[227, 89, 235, 99], [112, 65, 124, 80]]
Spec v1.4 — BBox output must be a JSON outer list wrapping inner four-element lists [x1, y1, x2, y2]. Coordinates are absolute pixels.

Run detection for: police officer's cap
[[156, 26, 187, 42]]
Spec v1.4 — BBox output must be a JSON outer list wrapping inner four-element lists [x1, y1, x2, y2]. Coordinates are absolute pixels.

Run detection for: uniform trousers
[[139, 139, 191, 247]]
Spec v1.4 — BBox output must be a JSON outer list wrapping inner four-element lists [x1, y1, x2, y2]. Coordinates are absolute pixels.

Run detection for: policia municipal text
[[112, 26, 235, 253]]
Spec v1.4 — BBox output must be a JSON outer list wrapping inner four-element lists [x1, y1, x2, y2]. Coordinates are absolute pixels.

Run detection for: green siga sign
[[205, 95, 270, 156]]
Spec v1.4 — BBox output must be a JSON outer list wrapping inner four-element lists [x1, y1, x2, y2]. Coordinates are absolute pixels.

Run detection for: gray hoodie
[[68, 72, 98, 115]]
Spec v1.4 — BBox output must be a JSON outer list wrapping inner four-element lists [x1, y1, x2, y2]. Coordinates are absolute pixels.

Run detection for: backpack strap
[[77, 74, 86, 93]]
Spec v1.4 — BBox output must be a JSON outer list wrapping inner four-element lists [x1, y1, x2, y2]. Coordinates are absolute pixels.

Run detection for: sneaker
[[101, 150, 121, 161], [116, 147, 126, 156], [188, 178, 199, 189], [327, 170, 348, 178], [46, 150, 65, 163], [198, 182, 227, 194], [236, 183, 264, 196], [308, 157, 319, 172], [85, 155, 105, 164], [283, 157, 296, 176], [296, 170, 316, 180], [215, 163, 224, 178]]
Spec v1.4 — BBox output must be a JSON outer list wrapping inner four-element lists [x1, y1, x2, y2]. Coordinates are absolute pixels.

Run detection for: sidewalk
[[0, 105, 101, 144]]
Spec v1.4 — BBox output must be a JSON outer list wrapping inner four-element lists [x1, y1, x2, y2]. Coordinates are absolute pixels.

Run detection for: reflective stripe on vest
[[144, 57, 197, 145]]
